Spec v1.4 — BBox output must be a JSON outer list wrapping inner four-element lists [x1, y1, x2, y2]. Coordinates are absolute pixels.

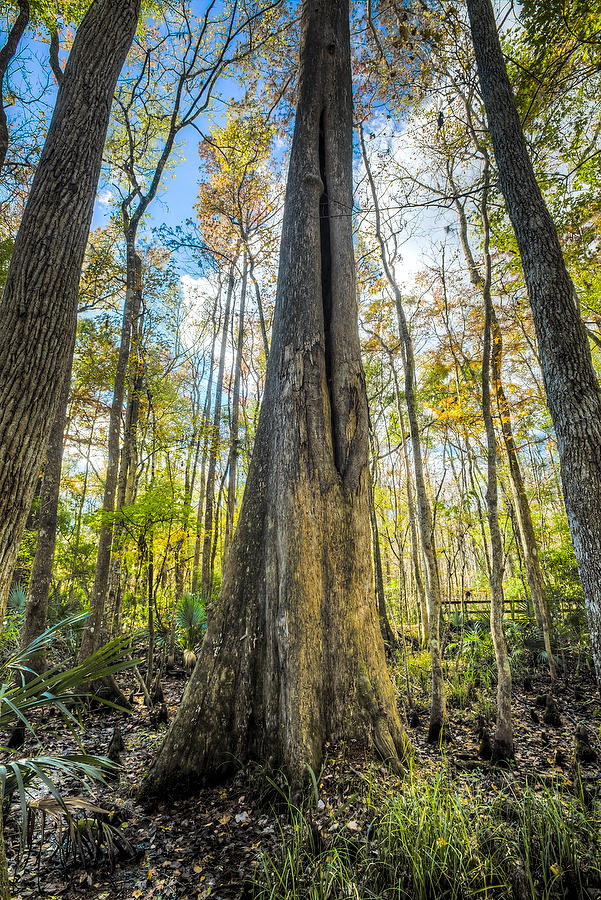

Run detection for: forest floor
[[6, 653, 601, 900]]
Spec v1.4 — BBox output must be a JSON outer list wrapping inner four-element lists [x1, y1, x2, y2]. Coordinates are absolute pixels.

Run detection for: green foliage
[[0, 586, 28, 659], [503, 577, 534, 621], [0, 614, 139, 846], [0, 237, 13, 290], [175, 593, 206, 650], [7, 584, 26, 613], [521, 0, 601, 61], [254, 767, 601, 900], [5, 0, 162, 32], [539, 517, 585, 627]]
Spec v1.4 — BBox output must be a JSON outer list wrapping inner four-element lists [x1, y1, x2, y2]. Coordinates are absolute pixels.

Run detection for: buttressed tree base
[[141, 0, 409, 799]]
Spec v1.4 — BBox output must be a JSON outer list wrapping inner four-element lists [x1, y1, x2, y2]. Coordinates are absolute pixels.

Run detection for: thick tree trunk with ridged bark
[[140, 0, 408, 799], [467, 0, 601, 685], [0, 0, 139, 625], [19, 351, 72, 675]]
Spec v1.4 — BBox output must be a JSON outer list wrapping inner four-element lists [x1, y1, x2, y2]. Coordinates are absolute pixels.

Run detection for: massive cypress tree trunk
[[141, 0, 408, 798], [467, 0, 601, 684], [0, 0, 140, 624]]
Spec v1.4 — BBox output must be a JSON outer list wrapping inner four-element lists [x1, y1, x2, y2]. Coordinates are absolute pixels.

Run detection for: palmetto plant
[[175, 593, 206, 651], [6, 584, 26, 614], [0, 613, 139, 896]]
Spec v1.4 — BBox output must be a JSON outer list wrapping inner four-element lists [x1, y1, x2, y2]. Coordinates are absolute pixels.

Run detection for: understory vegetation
[[2, 0, 601, 897], [255, 767, 601, 900], [2, 619, 599, 899]]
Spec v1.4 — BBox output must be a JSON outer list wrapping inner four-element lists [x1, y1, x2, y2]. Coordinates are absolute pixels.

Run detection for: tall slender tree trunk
[[70, 405, 97, 603], [396, 320, 446, 742], [369, 434, 397, 648], [20, 341, 73, 673], [390, 355, 428, 645], [479, 162, 513, 761], [191, 294, 219, 595], [247, 248, 270, 363], [468, 0, 601, 684], [191, 437, 210, 596], [141, 0, 408, 800], [107, 314, 144, 635], [491, 309, 556, 677], [0, 0, 140, 624], [451, 165, 555, 675], [176, 432, 200, 598], [200, 263, 236, 604], [359, 125, 445, 740], [79, 244, 142, 662], [224, 252, 248, 560], [465, 438, 492, 579]]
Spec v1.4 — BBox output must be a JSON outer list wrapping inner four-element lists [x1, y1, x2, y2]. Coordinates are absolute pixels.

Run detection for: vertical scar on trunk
[[319, 109, 341, 475]]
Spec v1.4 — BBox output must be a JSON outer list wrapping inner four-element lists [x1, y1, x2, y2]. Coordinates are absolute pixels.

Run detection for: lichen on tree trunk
[[141, 0, 409, 799]]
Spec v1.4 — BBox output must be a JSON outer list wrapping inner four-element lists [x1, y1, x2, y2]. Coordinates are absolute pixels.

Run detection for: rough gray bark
[[359, 125, 445, 740], [479, 161, 513, 761], [141, 0, 408, 799], [19, 347, 72, 674], [0, 0, 140, 625], [467, 0, 601, 684]]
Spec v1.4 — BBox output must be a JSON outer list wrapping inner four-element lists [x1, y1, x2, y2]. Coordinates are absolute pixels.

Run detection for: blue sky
[[4, 5, 251, 239]]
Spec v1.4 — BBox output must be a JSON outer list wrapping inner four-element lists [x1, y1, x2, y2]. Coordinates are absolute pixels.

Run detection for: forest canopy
[[1, 1, 601, 898]]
